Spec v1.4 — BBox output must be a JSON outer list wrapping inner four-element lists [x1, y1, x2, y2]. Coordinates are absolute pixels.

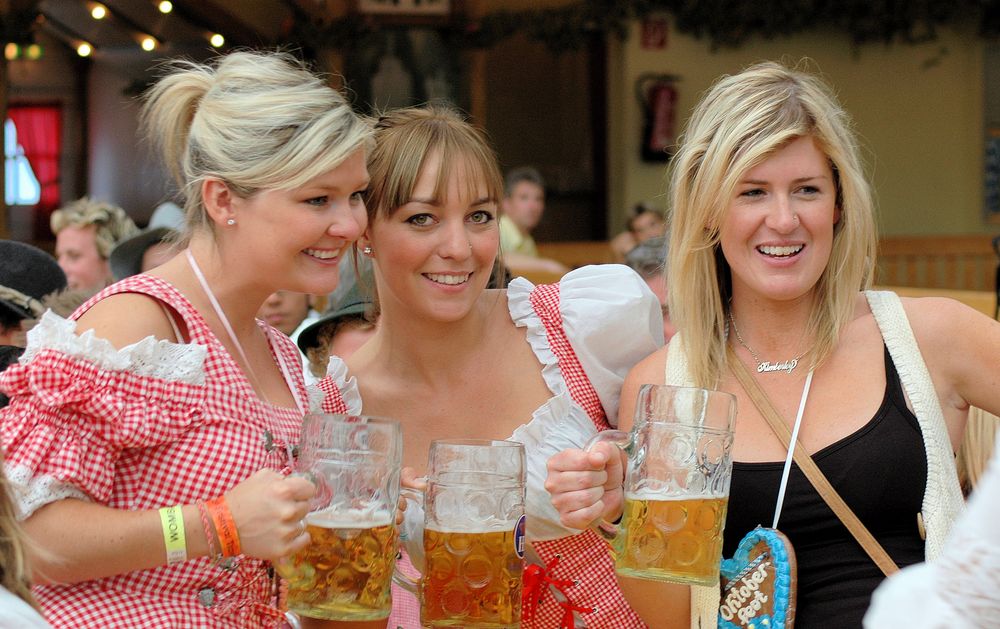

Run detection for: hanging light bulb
[[209, 33, 225, 48], [90, 3, 108, 20], [77, 42, 93, 57], [24, 44, 42, 60], [140, 36, 157, 51], [157, 1, 173, 13], [4, 43, 20, 60]]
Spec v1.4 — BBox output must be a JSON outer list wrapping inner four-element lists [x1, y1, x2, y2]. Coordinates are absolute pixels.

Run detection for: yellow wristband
[[159, 505, 188, 566]]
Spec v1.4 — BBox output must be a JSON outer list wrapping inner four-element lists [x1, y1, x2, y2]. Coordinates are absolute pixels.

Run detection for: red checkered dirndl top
[[0, 274, 306, 628], [525, 282, 646, 629]]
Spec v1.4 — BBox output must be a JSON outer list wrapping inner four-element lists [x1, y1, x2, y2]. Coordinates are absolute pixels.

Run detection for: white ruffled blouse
[[317, 264, 664, 542]]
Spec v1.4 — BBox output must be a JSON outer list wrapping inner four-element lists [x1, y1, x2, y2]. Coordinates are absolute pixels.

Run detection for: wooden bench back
[[535, 241, 615, 269], [529, 235, 1000, 294], [877, 235, 997, 291]]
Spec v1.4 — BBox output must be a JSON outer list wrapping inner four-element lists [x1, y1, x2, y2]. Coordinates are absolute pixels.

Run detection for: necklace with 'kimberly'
[[728, 310, 809, 375]]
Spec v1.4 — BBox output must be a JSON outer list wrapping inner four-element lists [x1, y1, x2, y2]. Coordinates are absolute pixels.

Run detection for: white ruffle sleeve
[[506, 264, 663, 541], [555, 264, 664, 426], [864, 433, 1000, 628]]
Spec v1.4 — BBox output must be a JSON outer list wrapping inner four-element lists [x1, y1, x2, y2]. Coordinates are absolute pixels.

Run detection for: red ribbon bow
[[523, 553, 594, 629]]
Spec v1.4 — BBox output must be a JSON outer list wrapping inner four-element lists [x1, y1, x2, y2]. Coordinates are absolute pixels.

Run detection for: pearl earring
[[226, 218, 236, 226], [362, 245, 373, 255]]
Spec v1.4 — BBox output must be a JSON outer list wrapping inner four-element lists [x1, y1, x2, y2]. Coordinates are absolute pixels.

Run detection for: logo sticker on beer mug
[[514, 514, 526, 558]]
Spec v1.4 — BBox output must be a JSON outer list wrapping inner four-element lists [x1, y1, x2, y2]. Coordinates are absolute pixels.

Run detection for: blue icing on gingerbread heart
[[718, 527, 796, 629]]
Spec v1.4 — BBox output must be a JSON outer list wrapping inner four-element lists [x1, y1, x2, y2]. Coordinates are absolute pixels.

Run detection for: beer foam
[[626, 490, 729, 501], [305, 507, 393, 529], [425, 519, 516, 534]]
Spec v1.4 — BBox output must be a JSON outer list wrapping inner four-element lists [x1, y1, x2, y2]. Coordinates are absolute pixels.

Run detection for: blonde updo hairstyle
[[364, 105, 504, 225], [50, 198, 138, 258], [141, 51, 371, 236], [667, 60, 877, 388]]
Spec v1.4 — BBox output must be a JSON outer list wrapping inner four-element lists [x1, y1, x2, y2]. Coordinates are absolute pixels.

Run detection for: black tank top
[[722, 345, 927, 628]]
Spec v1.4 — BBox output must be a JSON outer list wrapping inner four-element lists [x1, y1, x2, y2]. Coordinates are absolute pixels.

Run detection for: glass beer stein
[[277, 414, 402, 621], [594, 384, 736, 586], [396, 439, 526, 628]]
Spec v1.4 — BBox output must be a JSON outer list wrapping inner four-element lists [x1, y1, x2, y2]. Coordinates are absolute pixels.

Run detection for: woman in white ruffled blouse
[[312, 105, 663, 628]]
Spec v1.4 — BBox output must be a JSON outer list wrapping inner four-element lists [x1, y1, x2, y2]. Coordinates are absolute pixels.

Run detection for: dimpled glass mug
[[276, 414, 402, 621], [593, 384, 736, 586], [396, 439, 527, 628]]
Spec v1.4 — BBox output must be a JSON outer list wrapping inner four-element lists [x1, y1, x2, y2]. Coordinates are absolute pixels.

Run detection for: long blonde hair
[[666, 60, 877, 387], [141, 51, 371, 236], [0, 451, 40, 611]]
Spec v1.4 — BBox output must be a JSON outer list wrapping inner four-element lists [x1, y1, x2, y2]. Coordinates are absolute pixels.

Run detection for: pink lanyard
[[185, 248, 305, 432]]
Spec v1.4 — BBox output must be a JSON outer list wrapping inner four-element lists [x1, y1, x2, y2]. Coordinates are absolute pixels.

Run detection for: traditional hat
[[109, 202, 185, 280], [297, 256, 374, 354], [0, 240, 67, 321]]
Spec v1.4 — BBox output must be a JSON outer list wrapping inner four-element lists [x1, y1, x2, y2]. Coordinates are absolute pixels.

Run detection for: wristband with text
[[205, 496, 241, 557], [158, 505, 187, 565]]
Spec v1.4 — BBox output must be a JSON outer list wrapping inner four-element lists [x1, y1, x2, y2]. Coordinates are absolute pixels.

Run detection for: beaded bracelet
[[196, 500, 220, 562]]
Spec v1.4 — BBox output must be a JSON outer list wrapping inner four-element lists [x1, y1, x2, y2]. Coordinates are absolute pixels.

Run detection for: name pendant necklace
[[728, 310, 808, 375]]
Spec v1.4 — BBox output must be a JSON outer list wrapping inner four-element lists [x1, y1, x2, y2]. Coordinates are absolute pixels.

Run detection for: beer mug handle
[[583, 429, 632, 544], [392, 486, 423, 595]]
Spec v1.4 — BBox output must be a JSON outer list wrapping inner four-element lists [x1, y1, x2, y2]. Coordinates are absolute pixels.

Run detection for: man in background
[[0, 240, 67, 346], [51, 197, 137, 291], [499, 167, 569, 278], [625, 235, 675, 340]]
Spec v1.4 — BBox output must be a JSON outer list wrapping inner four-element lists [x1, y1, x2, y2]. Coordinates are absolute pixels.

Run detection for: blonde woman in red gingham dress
[[0, 51, 372, 628], [311, 106, 664, 628]]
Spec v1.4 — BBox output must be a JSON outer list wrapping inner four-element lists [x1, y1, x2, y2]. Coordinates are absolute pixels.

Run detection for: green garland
[[292, 0, 1000, 54]]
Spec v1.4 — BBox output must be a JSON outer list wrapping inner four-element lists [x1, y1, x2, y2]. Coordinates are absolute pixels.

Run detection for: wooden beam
[[171, 0, 272, 47]]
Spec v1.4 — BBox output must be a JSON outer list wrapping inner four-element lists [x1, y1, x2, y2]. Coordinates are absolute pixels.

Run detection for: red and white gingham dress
[[0, 274, 306, 628], [317, 265, 663, 628]]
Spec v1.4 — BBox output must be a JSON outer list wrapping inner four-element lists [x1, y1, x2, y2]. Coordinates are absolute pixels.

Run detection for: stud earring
[[226, 218, 236, 226], [362, 245, 373, 255]]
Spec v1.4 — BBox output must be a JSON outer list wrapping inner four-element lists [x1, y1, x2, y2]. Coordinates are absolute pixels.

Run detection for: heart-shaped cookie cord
[[718, 527, 797, 629]]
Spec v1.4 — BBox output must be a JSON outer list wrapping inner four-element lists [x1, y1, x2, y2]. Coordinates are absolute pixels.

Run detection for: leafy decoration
[[291, 0, 1000, 54]]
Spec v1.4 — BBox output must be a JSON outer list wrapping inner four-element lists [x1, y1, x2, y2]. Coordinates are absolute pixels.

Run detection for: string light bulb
[[4, 43, 20, 61], [209, 33, 225, 48], [77, 42, 93, 57], [140, 36, 157, 51], [24, 44, 42, 60], [157, 1, 173, 13], [90, 3, 107, 20]]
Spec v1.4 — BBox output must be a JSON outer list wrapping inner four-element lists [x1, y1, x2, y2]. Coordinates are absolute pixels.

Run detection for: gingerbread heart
[[718, 527, 797, 629]]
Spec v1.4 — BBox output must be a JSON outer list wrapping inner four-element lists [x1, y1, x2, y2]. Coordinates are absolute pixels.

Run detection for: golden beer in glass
[[286, 415, 402, 622], [590, 385, 736, 585], [396, 440, 526, 629], [421, 527, 522, 628], [614, 494, 729, 585], [278, 511, 397, 620]]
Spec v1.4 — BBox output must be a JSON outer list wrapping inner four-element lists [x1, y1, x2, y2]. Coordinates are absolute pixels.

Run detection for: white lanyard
[[771, 369, 814, 529], [184, 248, 304, 415]]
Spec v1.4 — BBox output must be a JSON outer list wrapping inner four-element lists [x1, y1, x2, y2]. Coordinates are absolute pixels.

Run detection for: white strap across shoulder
[[863, 290, 963, 561]]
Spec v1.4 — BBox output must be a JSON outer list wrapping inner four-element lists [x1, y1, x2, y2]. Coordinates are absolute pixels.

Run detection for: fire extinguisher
[[637, 73, 680, 162]]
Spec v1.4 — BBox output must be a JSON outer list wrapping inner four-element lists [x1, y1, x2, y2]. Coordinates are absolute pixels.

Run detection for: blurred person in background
[[611, 203, 667, 262], [298, 255, 376, 383], [624, 235, 675, 340], [51, 197, 137, 291], [0, 240, 67, 346], [109, 202, 186, 280], [499, 166, 569, 277]]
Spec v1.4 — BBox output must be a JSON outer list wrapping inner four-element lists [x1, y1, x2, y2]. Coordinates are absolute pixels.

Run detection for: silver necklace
[[728, 310, 808, 375]]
